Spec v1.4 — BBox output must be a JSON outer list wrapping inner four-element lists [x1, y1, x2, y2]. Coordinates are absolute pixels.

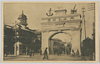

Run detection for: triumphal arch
[[41, 8, 82, 55]]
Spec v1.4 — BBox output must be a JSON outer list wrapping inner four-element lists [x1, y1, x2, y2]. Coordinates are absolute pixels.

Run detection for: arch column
[[41, 31, 49, 54], [71, 29, 81, 56]]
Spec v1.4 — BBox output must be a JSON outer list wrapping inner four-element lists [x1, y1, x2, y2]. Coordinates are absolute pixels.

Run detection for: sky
[[3, 2, 95, 40]]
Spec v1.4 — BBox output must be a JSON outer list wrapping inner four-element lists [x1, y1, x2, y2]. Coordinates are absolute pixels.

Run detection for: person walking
[[59, 48, 62, 56], [32, 49, 34, 57], [43, 47, 48, 60], [29, 49, 32, 57], [72, 49, 75, 57], [39, 49, 42, 55]]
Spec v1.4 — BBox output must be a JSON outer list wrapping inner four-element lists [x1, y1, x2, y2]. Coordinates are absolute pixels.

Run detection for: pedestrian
[[66, 47, 69, 55], [76, 49, 79, 56], [32, 49, 34, 57], [29, 49, 32, 57], [57, 49, 60, 56], [72, 49, 75, 57], [59, 48, 62, 56], [40, 49, 42, 55], [43, 47, 48, 60]]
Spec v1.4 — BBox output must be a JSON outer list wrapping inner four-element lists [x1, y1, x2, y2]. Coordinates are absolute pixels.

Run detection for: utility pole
[[82, 7, 86, 39], [88, 3, 95, 60], [88, 3, 95, 39]]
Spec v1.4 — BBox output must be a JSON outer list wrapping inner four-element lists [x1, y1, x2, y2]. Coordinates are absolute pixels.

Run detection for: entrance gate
[[41, 9, 82, 55]]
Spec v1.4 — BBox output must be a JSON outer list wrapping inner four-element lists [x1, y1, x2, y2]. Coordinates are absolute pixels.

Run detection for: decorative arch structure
[[41, 11, 82, 55]]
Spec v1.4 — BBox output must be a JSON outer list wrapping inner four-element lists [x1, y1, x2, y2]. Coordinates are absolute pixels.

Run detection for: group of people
[[29, 47, 79, 60], [29, 47, 48, 60]]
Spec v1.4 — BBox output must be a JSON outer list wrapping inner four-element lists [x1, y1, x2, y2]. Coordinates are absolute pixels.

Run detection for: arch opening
[[48, 32, 72, 55]]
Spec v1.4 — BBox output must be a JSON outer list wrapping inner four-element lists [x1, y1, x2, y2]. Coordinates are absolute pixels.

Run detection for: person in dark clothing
[[57, 49, 60, 56], [32, 49, 34, 57], [40, 49, 42, 55], [76, 49, 79, 56], [72, 49, 75, 57], [29, 49, 32, 57], [43, 47, 48, 60]]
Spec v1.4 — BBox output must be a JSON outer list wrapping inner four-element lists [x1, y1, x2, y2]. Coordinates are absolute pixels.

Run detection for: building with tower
[[4, 11, 41, 56]]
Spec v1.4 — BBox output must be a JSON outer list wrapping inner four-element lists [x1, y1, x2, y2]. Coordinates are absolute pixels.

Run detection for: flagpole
[[82, 7, 86, 39]]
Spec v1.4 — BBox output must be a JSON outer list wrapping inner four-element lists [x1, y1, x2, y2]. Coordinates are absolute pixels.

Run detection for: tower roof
[[18, 10, 28, 27], [18, 10, 27, 21]]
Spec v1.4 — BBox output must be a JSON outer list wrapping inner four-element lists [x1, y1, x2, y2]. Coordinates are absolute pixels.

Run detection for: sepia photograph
[[2, 1, 99, 62]]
